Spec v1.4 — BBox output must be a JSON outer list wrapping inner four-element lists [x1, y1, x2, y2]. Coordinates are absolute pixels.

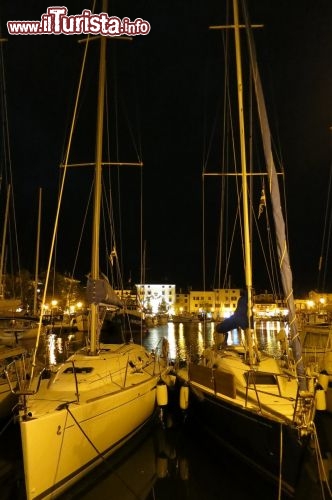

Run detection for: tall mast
[[90, 0, 107, 354], [33, 187, 42, 315], [232, 0, 255, 365]]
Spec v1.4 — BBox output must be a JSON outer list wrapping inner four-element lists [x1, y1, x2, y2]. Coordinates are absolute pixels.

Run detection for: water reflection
[[146, 320, 285, 363], [60, 415, 291, 500], [0, 414, 282, 500], [36, 319, 286, 367], [41, 331, 86, 367]]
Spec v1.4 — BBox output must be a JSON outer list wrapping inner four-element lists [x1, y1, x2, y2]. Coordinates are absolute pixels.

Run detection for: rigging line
[[64, 405, 144, 500], [0, 39, 22, 296], [250, 166, 286, 299], [71, 183, 94, 281], [139, 166, 144, 346], [253, 181, 281, 297], [323, 190, 332, 292], [30, 22, 92, 383], [319, 163, 332, 291], [102, 177, 125, 294], [277, 423, 282, 500], [312, 422, 332, 499], [213, 54, 241, 289], [101, 181, 112, 276], [202, 173, 206, 291], [104, 61, 119, 285], [103, 46, 123, 291], [217, 19, 230, 289], [279, 167, 289, 243], [119, 90, 143, 163], [110, 44, 125, 284], [222, 205, 240, 290], [201, 29, 225, 169], [0, 414, 14, 437]]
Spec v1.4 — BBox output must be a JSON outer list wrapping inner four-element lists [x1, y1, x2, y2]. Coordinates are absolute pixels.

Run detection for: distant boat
[[15, 6, 171, 499], [0, 316, 39, 344], [102, 295, 149, 340], [44, 322, 78, 336], [171, 313, 199, 323], [175, 1, 320, 496]]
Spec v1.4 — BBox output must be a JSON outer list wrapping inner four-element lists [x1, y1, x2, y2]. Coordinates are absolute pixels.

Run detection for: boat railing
[[243, 368, 315, 430], [292, 387, 316, 432], [4, 357, 47, 397]]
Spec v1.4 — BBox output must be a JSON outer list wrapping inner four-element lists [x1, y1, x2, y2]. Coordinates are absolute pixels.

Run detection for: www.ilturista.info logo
[[7, 7, 151, 36]]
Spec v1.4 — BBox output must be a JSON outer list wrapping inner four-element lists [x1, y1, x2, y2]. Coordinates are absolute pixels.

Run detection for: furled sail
[[86, 276, 123, 308], [242, 1, 305, 387]]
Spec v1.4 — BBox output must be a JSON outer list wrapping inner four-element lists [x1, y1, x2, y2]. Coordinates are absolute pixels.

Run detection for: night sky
[[0, 0, 331, 296]]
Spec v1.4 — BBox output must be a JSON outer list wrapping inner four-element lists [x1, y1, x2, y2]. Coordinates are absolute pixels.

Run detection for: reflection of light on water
[[44, 320, 287, 367], [166, 323, 177, 359], [177, 324, 186, 360], [197, 331, 204, 353], [46, 334, 57, 366], [44, 333, 79, 365], [198, 322, 215, 352], [147, 329, 164, 351], [255, 320, 287, 356], [47, 334, 66, 364], [142, 320, 287, 361], [228, 328, 241, 346]]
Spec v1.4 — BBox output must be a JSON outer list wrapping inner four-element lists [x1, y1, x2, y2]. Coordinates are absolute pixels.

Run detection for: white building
[[136, 284, 176, 315]]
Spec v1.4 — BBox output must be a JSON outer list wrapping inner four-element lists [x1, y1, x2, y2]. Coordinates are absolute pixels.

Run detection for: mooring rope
[[312, 422, 332, 499], [65, 404, 142, 499], [0, 414, 14, 437], [277, 423, 283, 500]]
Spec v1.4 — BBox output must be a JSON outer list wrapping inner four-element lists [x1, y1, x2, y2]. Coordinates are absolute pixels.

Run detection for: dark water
[[0, 321, 318, 500], [0, 411, 287, 500]]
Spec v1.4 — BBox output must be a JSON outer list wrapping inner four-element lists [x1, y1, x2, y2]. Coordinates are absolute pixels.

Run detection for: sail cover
[[86, 277, 123, 308]]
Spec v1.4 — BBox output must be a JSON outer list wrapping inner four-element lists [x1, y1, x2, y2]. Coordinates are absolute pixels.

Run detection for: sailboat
[[14, 4, 171, 499], [176, 1, 321, 496]]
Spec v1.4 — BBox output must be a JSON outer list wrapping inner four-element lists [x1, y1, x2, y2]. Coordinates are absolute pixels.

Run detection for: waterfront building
[[83, 282, 332, 323], [136, 284, 176, 315]]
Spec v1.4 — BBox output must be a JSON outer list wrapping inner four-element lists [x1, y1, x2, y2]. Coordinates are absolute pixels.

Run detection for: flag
[[258, 188, 266, 219], [109, 247, 117, 265]]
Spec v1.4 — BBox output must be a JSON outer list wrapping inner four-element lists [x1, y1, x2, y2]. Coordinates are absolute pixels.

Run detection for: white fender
[[179, 384, 189, 410], [316, 386, 327, 411], [318, 372, 329, 391], [156, 381, 168, 407]]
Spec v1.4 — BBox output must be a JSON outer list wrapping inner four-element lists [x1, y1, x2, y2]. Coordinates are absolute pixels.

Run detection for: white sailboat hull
[[176, 347, 317, 495], [19, 343, 168, 500]]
